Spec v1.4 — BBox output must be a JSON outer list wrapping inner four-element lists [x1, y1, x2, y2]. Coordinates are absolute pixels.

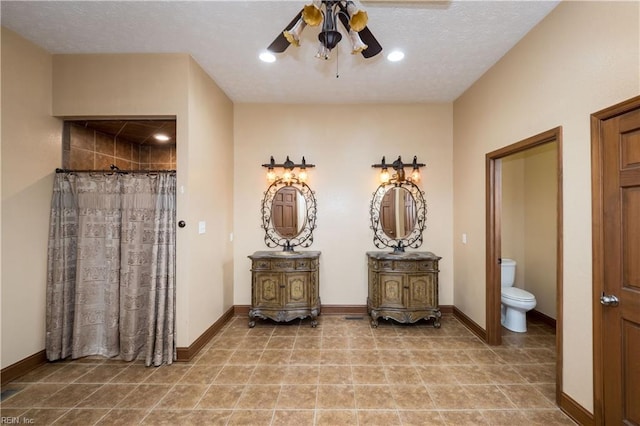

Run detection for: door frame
[[486, 126, 563, 404], [591, 95, 640, 423]]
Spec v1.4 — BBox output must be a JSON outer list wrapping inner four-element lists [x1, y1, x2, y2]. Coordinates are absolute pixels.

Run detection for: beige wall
[[453, 1, 639, 412], [524, 143, 557, 319], [1, 28, 63, 368], [501, 143, 557, 319], [185, 57, 234, 342], [52, 54, 188, 118], [233, 104, 454, 308]]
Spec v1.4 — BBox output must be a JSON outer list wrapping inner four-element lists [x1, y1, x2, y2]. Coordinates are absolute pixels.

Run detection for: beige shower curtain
[[46, 171, 176, 366]]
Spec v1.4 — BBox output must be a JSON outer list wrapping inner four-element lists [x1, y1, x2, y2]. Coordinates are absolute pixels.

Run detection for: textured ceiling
[[1, 0, 559, 104]]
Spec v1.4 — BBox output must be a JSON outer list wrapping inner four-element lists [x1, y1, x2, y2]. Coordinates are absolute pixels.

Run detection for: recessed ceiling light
[[259, 51, 276, 63], [154, 133, 170, 142], [387, 50, 405, 62]]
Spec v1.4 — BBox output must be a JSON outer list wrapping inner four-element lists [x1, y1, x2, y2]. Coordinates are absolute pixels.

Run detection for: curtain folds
[[46, 172, 176, 367]]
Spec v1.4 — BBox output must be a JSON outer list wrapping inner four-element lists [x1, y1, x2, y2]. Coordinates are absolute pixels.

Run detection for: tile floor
[[0, 314, 576, 425]]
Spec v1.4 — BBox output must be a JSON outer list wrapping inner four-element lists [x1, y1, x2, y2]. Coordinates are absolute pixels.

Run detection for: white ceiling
[[1, 0, 559, 104]]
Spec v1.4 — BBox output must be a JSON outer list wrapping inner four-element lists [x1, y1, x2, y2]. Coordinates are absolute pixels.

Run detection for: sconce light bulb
[[267, 169, 277, 182], [283, 170, 293, 182], [380, 168, 390, 184], [411, 168, 420, 182], [299, 169, 308, 182]]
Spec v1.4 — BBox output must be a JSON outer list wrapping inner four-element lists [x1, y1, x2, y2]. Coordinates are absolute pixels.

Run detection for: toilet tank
[[501, 258, 516, 287]]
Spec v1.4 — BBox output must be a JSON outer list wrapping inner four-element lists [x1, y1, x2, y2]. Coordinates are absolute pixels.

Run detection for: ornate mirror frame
[[261, 176, 317, 251], [370, 179, 426, 252]]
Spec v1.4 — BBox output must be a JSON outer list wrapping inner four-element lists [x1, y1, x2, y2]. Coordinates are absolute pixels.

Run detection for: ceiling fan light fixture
[[284, 17, 307, 46], [318, 2, 342, 50], [348, 29, 367, 54], [319, 30, 342, 50], [266, 0, 382, 60], [315, 41, 330, 60], [346, 0, 368, 32], [387, 50, 405, 62], [303, 1, 323, 26]]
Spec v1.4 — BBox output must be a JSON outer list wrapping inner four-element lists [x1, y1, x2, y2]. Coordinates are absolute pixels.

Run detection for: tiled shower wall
[[63, 123, 176, 170]]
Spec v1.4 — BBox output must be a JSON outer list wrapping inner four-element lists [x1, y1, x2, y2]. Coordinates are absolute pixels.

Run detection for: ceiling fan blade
[[267, 10, 303, 53], [358, 26, 383, 58]]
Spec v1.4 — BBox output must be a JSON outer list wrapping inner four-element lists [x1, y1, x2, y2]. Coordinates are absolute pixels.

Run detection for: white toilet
[[501, 258, 536, 332]]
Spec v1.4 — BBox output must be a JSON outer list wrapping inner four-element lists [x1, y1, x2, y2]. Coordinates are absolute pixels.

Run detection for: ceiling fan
[[267, 0, 383, 60]]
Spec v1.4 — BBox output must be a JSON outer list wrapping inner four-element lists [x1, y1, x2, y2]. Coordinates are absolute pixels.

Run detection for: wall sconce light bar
[[262, 156, 316, 183], [372, 155, 425, 183]]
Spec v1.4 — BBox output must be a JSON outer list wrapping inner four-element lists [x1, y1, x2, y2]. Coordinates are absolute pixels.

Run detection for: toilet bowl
[[501, 259, 536, 333]]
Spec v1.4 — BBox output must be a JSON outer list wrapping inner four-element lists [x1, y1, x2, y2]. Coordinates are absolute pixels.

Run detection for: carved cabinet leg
[[370, 311, 379, 328], [432, 310, 442, 328]]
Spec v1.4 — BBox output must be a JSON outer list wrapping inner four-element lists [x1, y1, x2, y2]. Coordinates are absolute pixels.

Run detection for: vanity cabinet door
[[283, 273, 310, 309], [379, 273, 405, 309], [406, 274, 437, 309], [253, 273, 283, 310]]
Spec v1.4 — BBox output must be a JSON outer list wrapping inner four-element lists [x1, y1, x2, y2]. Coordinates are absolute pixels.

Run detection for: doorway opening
[[486, 127, 563, 404]]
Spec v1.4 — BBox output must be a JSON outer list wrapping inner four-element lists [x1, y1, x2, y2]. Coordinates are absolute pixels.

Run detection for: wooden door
[[381, 190, 396, 237], [592, 96, 640, 424], [272, 187, 298, 238], [403, 190, 416, 236]]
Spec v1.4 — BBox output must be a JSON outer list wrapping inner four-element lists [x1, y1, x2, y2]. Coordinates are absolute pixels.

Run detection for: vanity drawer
[[273, 260, 295, 270], [393, 261, 416, 272], [296, 258, 319, 270], [253, 260, 272, 270], [380, 260, 393, 270], [417, 260, 436, 271], [252, 259, 295, 270]]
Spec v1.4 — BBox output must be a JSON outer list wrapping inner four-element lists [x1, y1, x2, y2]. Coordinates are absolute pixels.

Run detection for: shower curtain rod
[[56, 167, 176, 175]]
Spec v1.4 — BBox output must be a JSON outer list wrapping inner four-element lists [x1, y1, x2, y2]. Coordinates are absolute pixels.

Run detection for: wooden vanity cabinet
[[367, 251, 442, 327], [248, 251, 321, 327]]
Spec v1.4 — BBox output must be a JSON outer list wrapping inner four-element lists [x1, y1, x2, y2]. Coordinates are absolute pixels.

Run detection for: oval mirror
[[272, 186, 307, 238], [261, 177, 317, 251], [379, 187, 417, 239], [370, 180, 426, 252]]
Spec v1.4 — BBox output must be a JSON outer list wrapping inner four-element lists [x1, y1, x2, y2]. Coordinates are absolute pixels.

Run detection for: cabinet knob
[[279, 284, 286, 288]]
